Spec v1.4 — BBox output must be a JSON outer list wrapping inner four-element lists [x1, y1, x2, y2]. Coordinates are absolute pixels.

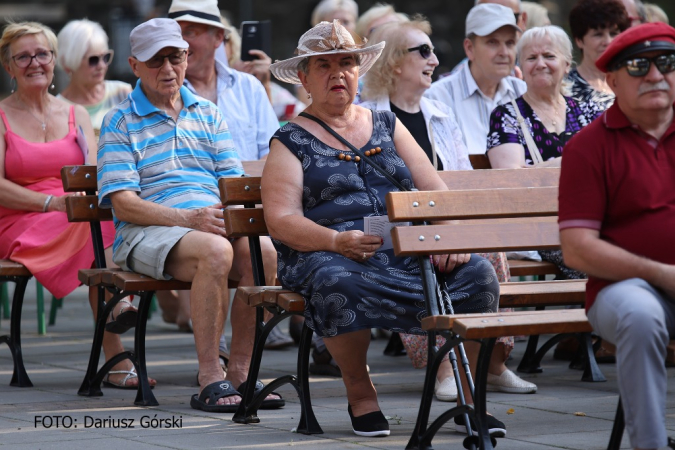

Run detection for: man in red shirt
[[559, 22, 675, 450]]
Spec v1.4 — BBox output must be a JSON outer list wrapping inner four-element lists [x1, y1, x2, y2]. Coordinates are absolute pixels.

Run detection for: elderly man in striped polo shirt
[[97, 18, 283, 412]]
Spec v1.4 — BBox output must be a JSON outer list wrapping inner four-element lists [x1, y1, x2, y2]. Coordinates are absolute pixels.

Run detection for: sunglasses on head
[[407, 44, 434, 59], [614, 53, 675, 77], [88, 50, 114, 67]]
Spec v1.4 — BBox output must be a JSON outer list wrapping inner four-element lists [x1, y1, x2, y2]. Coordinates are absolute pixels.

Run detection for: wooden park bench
[[387, 185, 601, 381], [61, 165, 192, 406], [385, 186, 596, 449], [219, 175, 321, 434]]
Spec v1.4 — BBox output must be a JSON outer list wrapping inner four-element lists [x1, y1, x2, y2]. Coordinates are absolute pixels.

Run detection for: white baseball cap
[[465, 3, 522, 37], [130, 18, 189, 62]]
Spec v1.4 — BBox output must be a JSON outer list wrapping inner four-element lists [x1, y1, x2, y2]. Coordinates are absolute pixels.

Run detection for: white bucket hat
[[168, 0, 225, 30], [270, 20, 385, 85]]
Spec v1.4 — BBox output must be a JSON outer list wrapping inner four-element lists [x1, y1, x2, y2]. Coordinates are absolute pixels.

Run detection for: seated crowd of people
[[0, 0, 673, 448]]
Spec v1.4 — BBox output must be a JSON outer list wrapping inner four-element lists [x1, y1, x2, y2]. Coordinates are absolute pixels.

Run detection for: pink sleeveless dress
[[0, 106, 114, 298]]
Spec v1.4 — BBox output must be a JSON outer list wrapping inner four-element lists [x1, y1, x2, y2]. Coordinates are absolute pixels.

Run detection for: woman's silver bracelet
[[43, 195, 54, 212]]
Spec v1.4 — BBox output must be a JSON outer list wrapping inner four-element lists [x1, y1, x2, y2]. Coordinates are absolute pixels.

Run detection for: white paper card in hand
[[364, 216, 410, 251]]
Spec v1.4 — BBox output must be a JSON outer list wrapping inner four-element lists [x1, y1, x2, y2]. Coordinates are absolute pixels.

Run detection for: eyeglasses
[[514, 12, 521, 22], [11, 50, 53, 68], [142, 50, 188, 69], [614, 54, 675, 77], [88, 50, 114, 67], [407, 44, 434, 59]]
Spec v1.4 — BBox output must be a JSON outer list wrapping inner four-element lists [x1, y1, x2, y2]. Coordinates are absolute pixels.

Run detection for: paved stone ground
[[1, 282, 674, 449]]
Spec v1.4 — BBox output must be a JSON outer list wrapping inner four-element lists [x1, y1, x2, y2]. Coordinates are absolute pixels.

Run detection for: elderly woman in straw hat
[[263, 20, 505, 437]]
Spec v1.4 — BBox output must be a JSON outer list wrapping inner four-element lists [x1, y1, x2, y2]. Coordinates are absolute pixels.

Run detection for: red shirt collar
[[603, 102, 675, 135]]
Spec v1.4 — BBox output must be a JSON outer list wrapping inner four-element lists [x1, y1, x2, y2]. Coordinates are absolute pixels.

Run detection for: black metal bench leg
[[2, 277, 32, 387], [295, 322, 322, 434], [133, 291, 158, 406], [607, 397, 624, 450], [470, 338, 496, 450], [581, 332, 606, 382], [517, 307, 545, 374], [406, 330, 443, 450], [233, 306, 267, 424], [78, 286, 110, 397]]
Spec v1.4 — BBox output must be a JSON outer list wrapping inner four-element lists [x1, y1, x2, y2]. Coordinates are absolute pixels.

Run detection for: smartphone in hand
[[240, 20, 272, 61]]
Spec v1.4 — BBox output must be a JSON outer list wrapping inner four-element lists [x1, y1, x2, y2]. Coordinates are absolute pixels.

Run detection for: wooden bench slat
[[385, 187, 558, 222], [219, 177, 262, 205], [422, 309, 568, 331], [468, 154, 492, 170], [111, 272, 191, 291], [454, 309, 592, 339], [0, 259, 31, 277], [508, 259, 561, 277], [277, 292, 305, 312], [499, 280, 586, 307], [61, 165, 97, 192], [438, 167, 560, 190], [65, 195, 113, 222], [224, 208, 268, 236], [392, 220, 561, 255], [77, 268, 122, 286]]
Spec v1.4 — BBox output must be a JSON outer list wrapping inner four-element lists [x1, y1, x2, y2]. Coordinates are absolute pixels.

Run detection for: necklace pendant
[[41, 122, 46, 131]]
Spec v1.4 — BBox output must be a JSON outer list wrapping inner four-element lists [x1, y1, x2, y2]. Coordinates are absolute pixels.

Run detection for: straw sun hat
[[270, 19, 385, 85]]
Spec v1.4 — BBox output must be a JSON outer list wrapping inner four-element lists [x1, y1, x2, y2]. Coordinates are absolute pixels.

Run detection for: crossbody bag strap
[[299, 111, 410, 192], [510, 99, 544, 165]]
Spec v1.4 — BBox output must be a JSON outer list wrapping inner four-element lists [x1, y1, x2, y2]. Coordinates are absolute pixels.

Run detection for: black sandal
[[238, 379, 285, 409], [190, 380, 241, 413], [105, 299, 138, 334]]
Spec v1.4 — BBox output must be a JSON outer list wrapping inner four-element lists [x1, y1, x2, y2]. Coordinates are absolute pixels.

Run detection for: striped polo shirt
[[97, 81, 244, 253]]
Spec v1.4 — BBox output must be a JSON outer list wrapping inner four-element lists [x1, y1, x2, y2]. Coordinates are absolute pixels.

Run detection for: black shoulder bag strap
[[299, 111, 410, 192]]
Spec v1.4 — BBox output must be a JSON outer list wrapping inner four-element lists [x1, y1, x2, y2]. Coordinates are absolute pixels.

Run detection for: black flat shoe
[[348, 405, 390, 437]]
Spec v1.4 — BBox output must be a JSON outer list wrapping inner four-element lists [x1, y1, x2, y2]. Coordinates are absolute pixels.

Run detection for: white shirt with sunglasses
[[425, 62, 526, 154], [183, 58, 278, 161]]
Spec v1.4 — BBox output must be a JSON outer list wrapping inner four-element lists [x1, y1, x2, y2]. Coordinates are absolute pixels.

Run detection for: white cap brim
[[135, 38, 189, 62]]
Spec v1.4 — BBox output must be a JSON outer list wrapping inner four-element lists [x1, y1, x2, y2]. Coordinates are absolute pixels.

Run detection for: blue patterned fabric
[[271, 110, 499, 337]]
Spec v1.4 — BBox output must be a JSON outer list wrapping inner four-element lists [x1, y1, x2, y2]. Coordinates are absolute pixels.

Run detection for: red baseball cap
[[596, 22, 675, 73]]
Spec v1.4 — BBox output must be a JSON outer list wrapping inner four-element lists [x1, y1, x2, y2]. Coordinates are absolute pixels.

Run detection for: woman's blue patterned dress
[[271, 110, 499, 338]]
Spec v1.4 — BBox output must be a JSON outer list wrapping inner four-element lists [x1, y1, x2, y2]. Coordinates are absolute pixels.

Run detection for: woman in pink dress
[[0, 21, 155, 389]]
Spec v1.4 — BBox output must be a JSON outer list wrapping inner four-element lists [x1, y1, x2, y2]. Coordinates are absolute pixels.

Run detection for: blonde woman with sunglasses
[[57, 19, 131, 138]]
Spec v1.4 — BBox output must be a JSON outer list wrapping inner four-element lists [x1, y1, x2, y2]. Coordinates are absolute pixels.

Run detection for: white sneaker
[[486, 369, 537, 394], [434, 376, 458, 401]]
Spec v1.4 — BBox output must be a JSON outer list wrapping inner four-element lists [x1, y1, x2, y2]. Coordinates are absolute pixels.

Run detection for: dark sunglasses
[[614, 53, 675, 77], [407, 44, 434, 59], [88, 50, 114, 67], [143, 50, 188, 69], [514, 12, 521, 22]]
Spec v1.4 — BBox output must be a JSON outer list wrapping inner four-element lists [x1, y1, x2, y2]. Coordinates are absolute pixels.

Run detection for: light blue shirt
[[184, 59, 278, 161], [97, 81, 243, 253], [425, 62, 527, 155]]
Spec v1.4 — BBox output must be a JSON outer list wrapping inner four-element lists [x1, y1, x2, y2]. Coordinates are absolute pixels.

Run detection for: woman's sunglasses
[[407, 44, 435, 59], [88, 50, 114, 67], [613, 53, 675, 77]]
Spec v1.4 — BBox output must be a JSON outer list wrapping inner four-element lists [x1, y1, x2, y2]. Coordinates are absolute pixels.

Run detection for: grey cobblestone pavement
[[1, 283, 672, 449]]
